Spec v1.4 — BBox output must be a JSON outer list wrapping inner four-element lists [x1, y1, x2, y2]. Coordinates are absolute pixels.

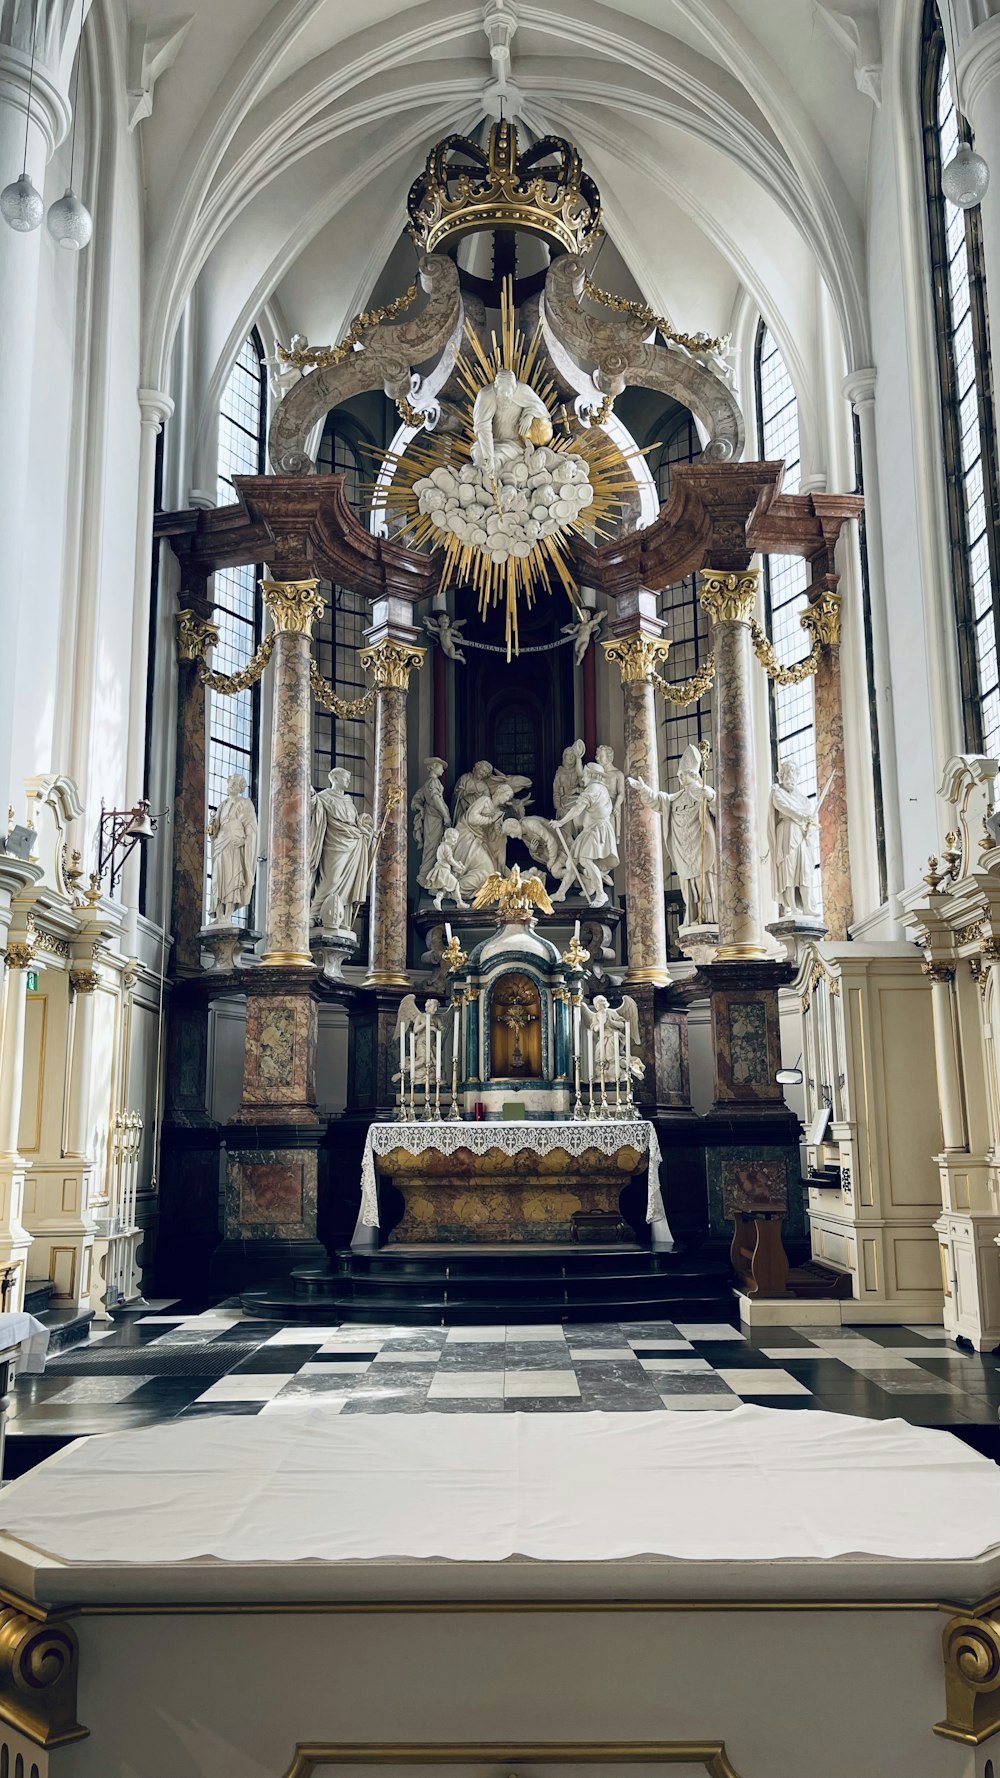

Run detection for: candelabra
[[598, 1032, 610, 1121]]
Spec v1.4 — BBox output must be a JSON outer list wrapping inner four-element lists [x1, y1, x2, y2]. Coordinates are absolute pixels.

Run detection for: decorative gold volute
[[3, 941, 36, 972], [699, 570, 759, 626], [358, 639, 426, 690], [69, 968, 101, 995], [407, 120, 603, 258], [260, 578, 325, 637], [936, 1605, 1000, 1744], [176, 609, 220, 663], [601, 634, 673, 684], [801, 590, 843, 648], [0, 1607, 87, 1748]]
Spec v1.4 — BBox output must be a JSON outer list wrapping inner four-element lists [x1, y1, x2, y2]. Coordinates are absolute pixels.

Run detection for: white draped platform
[[1, 1405, 998, 1578]]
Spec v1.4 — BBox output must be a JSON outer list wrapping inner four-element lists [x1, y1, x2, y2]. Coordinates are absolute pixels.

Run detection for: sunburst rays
[[364, 278, 649, 658]]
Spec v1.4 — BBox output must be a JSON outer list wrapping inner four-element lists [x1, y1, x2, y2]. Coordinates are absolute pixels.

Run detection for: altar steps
[[241, 1244, 734, 1325]]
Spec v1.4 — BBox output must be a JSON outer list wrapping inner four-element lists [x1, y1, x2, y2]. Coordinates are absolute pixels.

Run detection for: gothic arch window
[[922, 2, 1000, 754], [754, 321, 821, 904], [313, 412, 374, 808], [206, 328, 266, 917]]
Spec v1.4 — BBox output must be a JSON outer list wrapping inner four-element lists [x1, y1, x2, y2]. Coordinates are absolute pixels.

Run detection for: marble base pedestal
[[199, 923, 260, 973], [677, 923, 720, 965], [311, 926, 359, 984], [767, 916, 829, 965], [156, 985, 223, 1296]]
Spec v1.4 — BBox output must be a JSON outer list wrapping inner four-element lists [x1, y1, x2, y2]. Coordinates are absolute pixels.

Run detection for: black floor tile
[[180, 1402, 266, 1416], [228, 1348, 321, 1373]]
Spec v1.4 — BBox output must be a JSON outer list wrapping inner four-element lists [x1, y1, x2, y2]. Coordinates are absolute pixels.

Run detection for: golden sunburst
[[365, 278, 650, 658]]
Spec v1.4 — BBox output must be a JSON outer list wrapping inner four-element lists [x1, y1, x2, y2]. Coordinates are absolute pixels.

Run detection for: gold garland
[[583, 279, 730, 354], [652, 652, 717, 707], [198, 633, 275, 694], [309, 659, 376, 720], [749, 621, 821, 685], [277, 286, 418, 373]]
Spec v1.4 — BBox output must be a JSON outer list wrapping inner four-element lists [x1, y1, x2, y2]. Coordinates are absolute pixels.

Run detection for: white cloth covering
[[0, 1311, 49, 1374], [359, 1119, 668, 1233], [1, 1407, 998, 1567]]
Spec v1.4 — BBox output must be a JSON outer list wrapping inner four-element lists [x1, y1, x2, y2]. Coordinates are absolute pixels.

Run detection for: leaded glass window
[[922, 4, 1000, 755], [313, 417, 373, 809], [653, 412, 712, 891]]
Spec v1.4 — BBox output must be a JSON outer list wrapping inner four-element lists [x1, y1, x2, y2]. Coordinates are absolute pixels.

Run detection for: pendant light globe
[[0, 172, 44, 231], [46, 186, 92, 250]]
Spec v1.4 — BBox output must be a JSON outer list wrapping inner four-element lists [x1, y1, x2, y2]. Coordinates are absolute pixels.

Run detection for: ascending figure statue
[[629, 743, 717, 926], [309, 767, 374, 930], [207, 773, 258, 922], [553, 741, 585, 825], [551, 762, 619, 907], [471, 368, 553, 474], [412, 757, 451, 891], [596, 744, 626, 841], [768, 758, 819, 916], [561, 609, 604, 666]]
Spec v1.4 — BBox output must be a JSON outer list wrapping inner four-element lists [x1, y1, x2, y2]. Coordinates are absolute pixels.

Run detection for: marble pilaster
[[601, 634, 672, 988], [361, 639, 425, 989], [803, 588, 853, 940], [261, 578, 325, 967], [173, 605, 218, 975], [699, 570, 767, 961]]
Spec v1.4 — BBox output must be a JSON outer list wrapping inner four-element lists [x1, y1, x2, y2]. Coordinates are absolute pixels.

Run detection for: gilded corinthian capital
[[358, 638, 426, 689], [801, 590, 843, 648], [260, 578, 325, 636], [601, 635, 673, 683], [176, 609, 220, 663], [699, 569, 759, 625]]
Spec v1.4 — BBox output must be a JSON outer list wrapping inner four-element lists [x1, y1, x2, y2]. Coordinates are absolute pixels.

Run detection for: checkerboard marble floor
[[7, 1309, 1000, 1461]]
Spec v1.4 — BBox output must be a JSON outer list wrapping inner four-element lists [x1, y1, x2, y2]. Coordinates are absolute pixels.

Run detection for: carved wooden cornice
[[747, 491, 865, 569]]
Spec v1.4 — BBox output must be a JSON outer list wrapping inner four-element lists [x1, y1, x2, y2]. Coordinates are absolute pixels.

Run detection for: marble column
[[173, 607, 219, 974], [361, 639, 425, 989], [0, 939, 37, 1309], [802, 588, 852, 939], [924, 963, 967, 1152], [601, 635, 672, 988], [958, 18, 1000, 465], [699, 570, 767, 961], [260, 578, 325, 966]]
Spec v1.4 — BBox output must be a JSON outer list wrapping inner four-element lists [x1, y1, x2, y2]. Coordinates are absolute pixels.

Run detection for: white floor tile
[[906, 1324, 946, 1336], [504, 1370, 580, 1397], [568, 1348, 635, 1360], [428, 1372, 505, 1398], [373, 1350, 440, 1364], [638, 1357, 712, 1373], [137, 1315, 191, 1325], [659, 1393, 741, 1411], [627, 1339, 695, 1352], [263, 1327, 342, 1344], [446, 1327, 506, 1343], [299, 1360, 370, 1374], [262, 1395, 347, 1412], [676, 1325, 745, 1341], [716, 1368, 812, 1396], [196, 1375, 289, 1402], [505, 1326, 566, 1342], [758, 1348, 839, 1360]]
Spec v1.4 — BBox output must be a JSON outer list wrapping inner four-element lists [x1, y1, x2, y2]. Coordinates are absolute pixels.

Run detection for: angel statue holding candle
[[391, 995, 450, 1084], [580, 994, 644, 1083]]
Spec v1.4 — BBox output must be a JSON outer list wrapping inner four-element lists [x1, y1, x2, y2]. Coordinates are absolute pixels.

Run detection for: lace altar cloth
[[359, 1119, 669, 1239]]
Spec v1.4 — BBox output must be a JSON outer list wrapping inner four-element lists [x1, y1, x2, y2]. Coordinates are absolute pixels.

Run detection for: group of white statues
[[411, 743, 629, 912], [204, 738, 818, 941]]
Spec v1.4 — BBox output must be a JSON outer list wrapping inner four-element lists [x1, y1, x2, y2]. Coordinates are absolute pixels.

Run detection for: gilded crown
[[407, 121, 602, 258]]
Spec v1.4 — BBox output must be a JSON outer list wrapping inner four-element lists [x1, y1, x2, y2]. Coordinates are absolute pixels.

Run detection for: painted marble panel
[[225, 1145, 318, 1240]]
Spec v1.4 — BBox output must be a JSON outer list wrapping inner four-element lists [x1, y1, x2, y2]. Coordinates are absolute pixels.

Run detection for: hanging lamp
[[0, 0, 43, 232], [46, 1, 91, 250]]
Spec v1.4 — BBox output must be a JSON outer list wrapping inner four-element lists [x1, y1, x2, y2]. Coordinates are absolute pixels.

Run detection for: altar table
[[353, 1119, 674, 1250]]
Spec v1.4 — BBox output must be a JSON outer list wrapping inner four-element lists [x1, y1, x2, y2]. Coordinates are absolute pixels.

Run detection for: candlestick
[[572, 994, 585, 1120], [449, 997, 462, 1119], [598, 1006, 609, 1120], [423, 1009, 432, 1120], [408, 1028, 416, 1121], [614, 1031, 622, 1117], [434, 1026, 443, 1119], [399, 1019, 407, 1119]]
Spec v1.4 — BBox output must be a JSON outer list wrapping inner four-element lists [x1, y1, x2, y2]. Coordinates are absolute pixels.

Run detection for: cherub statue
[[263, 333, 309, 403], [562, 608, 604, 665], [581, 994, 645, 1082], [471, 367, 553, 474], [423, 827, 469, 909], [392, 995, 449, 1082], [423, 612, 467, 663]]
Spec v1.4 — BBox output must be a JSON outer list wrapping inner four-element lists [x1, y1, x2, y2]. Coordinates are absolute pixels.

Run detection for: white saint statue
[[552, 740, 585, 823], [551, 762, 619, 907], [768, 758, 819, 916], [412, 757, 451, 891], [629, 743, 717, 926], [596, 743, 626, 840], [207, 773, 258, 923], [309, 767, 374, 930], [471, 367, 553, 473]]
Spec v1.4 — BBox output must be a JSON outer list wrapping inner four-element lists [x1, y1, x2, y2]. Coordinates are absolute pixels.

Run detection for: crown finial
[[407, 122, 602, 258]]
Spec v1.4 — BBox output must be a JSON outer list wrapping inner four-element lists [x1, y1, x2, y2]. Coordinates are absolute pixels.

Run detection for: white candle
[[614, 1032, 621, 1111], [409, 1028, 416, 1093], [424, 1010, 432, 1097], [573, 1000, 581, 1061], [400, 1019, 406, 1086], [587, 1025, 594, 1085], [624, 1018, 631, 1081], [574, 919, 580, 943], [435, 1026, 442, 1082], [445, 922, 452, 943]]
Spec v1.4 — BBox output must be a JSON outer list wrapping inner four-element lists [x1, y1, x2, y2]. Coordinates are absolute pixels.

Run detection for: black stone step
[[239, 1290, 731, 1326], [36, 1307, 94, 1353]]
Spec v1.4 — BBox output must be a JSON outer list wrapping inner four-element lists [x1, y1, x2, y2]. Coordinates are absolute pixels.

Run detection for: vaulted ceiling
[[126, 0, 881, 434]]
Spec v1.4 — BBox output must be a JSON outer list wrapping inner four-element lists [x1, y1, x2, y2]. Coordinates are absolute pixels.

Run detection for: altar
[[352, 1118, 673, 1250]]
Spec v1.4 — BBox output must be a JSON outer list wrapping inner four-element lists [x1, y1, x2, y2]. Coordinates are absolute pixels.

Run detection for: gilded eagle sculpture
[[472, 864, 554, 923]]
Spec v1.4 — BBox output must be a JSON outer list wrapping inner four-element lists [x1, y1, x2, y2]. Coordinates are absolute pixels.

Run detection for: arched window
[[754, 321, 821, 904], [313, 414, 373, 808], [922, 3, 1000, 755], [206, 328, 266, 919]]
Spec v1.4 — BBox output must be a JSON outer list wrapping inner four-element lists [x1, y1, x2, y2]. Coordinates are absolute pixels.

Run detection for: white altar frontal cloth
[[0, 1311, 49, 1374], [1, 1407, 998, 1570], [357, 1118, 673, 1249]]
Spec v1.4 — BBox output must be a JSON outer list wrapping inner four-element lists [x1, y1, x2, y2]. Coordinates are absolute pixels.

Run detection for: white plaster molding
[[481, 0, 523, 119], [956, 12, 1000, 120], [137, 388, 174, 429], [126, 14, 193, 131], [814, 1, 883, 105], [0, 41, 70, 155], [843, 365, 877, 409]]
